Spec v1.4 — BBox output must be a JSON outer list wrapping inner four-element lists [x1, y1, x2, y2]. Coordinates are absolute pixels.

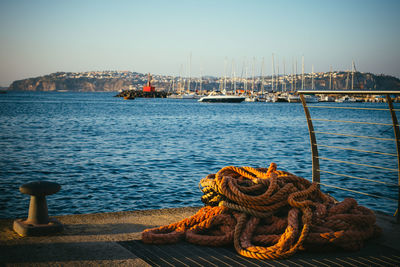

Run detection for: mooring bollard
[[13, 181, 63, 236]]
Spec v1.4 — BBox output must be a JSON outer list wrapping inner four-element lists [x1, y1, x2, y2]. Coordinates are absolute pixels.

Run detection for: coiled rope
[[142, 163, 381, 260]]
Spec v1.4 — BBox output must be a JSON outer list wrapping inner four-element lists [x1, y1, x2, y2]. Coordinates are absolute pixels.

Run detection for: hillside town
[[9, 70, 399, 93]]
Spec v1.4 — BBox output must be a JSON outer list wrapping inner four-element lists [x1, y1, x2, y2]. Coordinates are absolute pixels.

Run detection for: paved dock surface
[[1, 207, 399, 266]]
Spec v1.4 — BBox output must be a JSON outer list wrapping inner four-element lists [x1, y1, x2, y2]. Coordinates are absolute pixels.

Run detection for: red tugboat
[[143, 73, 155, 92]]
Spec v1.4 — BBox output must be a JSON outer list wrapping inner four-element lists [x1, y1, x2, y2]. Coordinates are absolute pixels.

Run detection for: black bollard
[[13, 181, 63, 236]]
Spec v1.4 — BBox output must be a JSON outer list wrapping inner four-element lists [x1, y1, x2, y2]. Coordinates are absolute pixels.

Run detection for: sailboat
[[245, 58, 257, 102], [181, 53, 200, 99], [167, 76, 181, 99], [181, 92, 198, 99], [256, 57, 267, 102], [298, 58, 319, 103], [181, 76, 199, 98], [335, 95, 356, 103], [304, 64, 319, 103]]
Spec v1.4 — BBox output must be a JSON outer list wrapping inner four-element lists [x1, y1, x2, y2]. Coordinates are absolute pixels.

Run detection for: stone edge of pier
[[0, 207, 399, 266], [0, 206, 200, 266]]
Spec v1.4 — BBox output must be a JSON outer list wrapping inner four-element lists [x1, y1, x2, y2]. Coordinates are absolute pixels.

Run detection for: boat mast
[[224, 57, 227, 93], [329, 65, 332, 90], [233, 60, 237, 95], [351, 60, 355, 90], [179, 64, 183, 94], [276, 55, 279, 92], [244, 61, 248, 94], [231, 59, 234, 93], [301, 55, 304, 90], [261, 57, 265, 96], [240, 59, 244, 93], [283, 58, 286, 92], [271, 53, 275, 92], [199, 66, 203, 95], [188, 52, 192, 94], [291, 58, 294, 92], [311, 64, 315, 90], [252, 57, 255, 96], [295, 58, 297, 91]]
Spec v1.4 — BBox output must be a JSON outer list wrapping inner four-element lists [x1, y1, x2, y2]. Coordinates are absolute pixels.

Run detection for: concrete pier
[[1, 207, 399, 266]]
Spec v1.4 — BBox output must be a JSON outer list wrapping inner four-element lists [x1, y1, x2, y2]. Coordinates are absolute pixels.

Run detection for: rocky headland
[[6, 71, 400, 92]]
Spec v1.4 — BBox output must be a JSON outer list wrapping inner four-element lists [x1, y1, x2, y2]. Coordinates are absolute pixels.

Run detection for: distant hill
[[7, 71, 400, 92], [7, 72, 136, 92], [308, 72, 400, 91]]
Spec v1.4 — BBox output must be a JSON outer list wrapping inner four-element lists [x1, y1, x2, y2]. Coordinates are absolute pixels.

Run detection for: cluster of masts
[[168, 54, 358, 95]]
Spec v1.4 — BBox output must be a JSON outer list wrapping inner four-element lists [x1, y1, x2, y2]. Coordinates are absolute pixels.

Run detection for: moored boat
[[335, 96, 356, 103], [320, 95, 335, 102], [245, 96, 256, 102], [167, 94, 181, 99], [275, 96, 288, 102], [255, 95, 267, 102], [198, 93, 245, 103], [304, 95, 319, 103], [181, 93, 200, 99], [288, 94, 301, 103]]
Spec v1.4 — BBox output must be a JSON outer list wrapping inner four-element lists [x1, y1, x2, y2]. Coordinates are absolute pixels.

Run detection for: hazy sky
[[0, 0, 399, 86]]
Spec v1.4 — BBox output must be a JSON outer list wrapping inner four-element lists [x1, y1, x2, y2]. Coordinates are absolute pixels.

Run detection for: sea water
[[0, 92, 397, 218]]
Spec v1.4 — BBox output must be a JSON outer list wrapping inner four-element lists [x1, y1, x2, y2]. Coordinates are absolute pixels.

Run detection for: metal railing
[[298, 90, 400, 222]]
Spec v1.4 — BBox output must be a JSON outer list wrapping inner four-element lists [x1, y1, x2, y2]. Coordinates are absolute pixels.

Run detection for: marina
[[117, 88, 400, 103]]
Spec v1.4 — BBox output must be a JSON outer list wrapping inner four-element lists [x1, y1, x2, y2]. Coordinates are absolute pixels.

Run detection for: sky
[[0, 0, 399, 86]]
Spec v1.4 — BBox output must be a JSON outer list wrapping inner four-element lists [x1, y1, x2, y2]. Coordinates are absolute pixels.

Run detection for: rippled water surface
[[0, 92, 398, 218]]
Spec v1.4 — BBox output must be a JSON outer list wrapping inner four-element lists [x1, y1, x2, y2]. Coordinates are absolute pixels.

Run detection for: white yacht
[[245, 96, 256, 102], [198, 92, 246, 103], [181, 93, 200, 99], [335, 96, 356, 103], [288, 94, 301, 103], [320, 95, 335, 102], [167, 93, 181, 99], [304, 95, 319, 103]]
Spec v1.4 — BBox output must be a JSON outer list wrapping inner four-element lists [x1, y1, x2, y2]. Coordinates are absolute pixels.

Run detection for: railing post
[[300, 94, 320, 184], [386, 94, 400, 223]]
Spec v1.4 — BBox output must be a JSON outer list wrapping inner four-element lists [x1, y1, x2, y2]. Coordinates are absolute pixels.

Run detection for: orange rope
[[141, 162, 381, 260]]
